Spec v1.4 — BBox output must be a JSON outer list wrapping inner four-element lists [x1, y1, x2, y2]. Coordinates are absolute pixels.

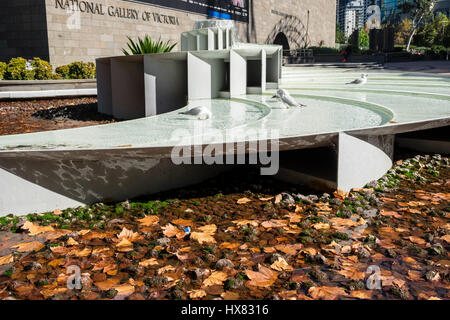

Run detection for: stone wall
[[0, 0, 49, 63], [237, 0, 336, 51], [1, 0, 336, 67]]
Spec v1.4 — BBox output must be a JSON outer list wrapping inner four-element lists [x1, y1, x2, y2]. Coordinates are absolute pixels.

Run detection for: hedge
[[56, 61, 96, 79], [0, 58, 96, 80], [0, 62, 6, 80], [4, 57, 35, 80]]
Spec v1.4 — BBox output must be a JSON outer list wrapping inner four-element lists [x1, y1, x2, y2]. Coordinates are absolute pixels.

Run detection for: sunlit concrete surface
[[0, 66, 449, 215]]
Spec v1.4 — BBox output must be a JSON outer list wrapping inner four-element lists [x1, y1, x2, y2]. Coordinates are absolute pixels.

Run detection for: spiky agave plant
[[122, 35, 177, 55]]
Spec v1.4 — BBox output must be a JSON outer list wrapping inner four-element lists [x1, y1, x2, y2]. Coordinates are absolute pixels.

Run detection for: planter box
[[0, 79, 96, 92]]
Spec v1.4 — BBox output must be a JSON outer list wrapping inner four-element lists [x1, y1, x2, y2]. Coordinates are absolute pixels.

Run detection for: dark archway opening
[[273, 32, 290, 51]]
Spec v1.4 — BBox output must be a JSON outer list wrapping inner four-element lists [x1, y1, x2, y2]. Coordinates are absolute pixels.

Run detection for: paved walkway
[[384, 61, 450, 75]]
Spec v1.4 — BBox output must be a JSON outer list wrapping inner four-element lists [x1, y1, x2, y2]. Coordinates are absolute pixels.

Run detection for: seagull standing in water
[[272, 89, 306, 108], [179, 107, 211, 120], [347, 74, 368, 85]]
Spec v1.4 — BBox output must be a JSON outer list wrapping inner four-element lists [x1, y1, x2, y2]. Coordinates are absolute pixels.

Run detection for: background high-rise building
[[435, 0, 450, 16], [337, 0, 374, 36], [380, 0, 450, 23], [380, 0, 407, 23], [337, 0, 449, 35]]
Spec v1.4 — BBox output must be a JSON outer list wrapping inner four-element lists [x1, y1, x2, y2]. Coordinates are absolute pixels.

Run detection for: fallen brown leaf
[[137, 215, 159, 227], [203, 271, 228, 287], [0, 254, 13, 266], [139, 258, 159, 267], [191, 224, 217, 245], [308, 286, 348, 300], [13, 241, 44, 253], [237, 197, 252, 204], [271, 257, 293, 271], [245, 265, 278, 288], [261, 220, 288, 228], [22, 221, 54, 236], [188, 289, 207, 299], [95, 278, 121, 291], [162, 223, 186, 239]]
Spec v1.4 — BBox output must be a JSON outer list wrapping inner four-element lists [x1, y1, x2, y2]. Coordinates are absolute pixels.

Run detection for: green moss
[[299, 229, 311, 237], [4, 268, 13, 277], [333, 232, 349, 240]]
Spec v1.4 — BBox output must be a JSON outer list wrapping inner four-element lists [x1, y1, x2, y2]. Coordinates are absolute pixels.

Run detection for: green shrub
[[0, 62, 6, 80], [55, 62, 96, 79], [5, 57, 35, 80], [55, 64, 70, 79], [69, 61, 95, 79], [309, 46, 340, 54], [431, 45, 446, 54], [122, 35, 177, 55], [32, 58, 53, 80]]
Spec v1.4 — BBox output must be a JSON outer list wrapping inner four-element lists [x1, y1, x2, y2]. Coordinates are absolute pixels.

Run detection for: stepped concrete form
[[0, 23, 448, 216]]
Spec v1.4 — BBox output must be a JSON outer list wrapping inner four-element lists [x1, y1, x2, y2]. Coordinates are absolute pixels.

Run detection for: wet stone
[[424, 233, 434, 243], [357, 247, 371, 259], [270, 253, 283, 264], [424, 270, 440, 282], [156, 237, 171, 248], [385, 248, 397, 258], [428, 243, 443, 256], [215, 259, 234, 270], [321, 193, 331, 200], [251, 253, 266, 264], [280, 192, 295, 205], [390, 286, 410, 300], [204, 253, 216, 263], [309, 268, 328, 282], [362, 209, 378, 219], [314, 253, 328, 265]]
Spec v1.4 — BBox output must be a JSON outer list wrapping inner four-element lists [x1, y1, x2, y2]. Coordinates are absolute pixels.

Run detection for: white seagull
[[179, 106, 211, 120], [272, 89, 306, 108], [347, 74, 368, 85]]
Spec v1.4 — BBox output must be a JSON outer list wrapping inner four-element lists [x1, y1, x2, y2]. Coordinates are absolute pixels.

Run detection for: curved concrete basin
[[0, 66, 448, 215]]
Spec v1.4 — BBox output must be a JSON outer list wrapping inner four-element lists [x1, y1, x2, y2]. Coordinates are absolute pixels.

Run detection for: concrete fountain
[[0, 21, 448, 216]]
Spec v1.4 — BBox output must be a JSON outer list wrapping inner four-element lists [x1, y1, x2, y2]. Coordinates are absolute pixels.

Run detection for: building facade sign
[[135, 0, 249, 23], [55, 0, 180, 25]]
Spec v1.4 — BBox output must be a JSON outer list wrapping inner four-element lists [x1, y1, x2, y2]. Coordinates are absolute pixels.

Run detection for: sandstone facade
[[0, 0, 336, 67]]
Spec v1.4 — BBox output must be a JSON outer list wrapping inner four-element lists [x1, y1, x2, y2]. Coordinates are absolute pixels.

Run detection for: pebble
[[366, 181, 378, 188], [385, 248, 397, 258], [357, 247, 371, 259], [270, 253, 283, 264], [204, 253, 216, 263], [281, 192, 295, 204], [331, 198, 342, 206], [215, 259, 234, 270], [309, 268, 328, 281], [429, 243, 443, 256], [314, 253, 328, 265], [120, 200, 131, 209], [293, 194, 312, 204], [321, 193, 331, 200], [192, 268, 210, 280], [425, 270, 440, 282], [362, 208, 378, 219], [31, 262, 43, 270], [156, 237, 171, 248]]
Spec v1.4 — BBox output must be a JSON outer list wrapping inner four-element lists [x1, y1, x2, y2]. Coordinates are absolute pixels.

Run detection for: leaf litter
[[0, 153, 448, 300]]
